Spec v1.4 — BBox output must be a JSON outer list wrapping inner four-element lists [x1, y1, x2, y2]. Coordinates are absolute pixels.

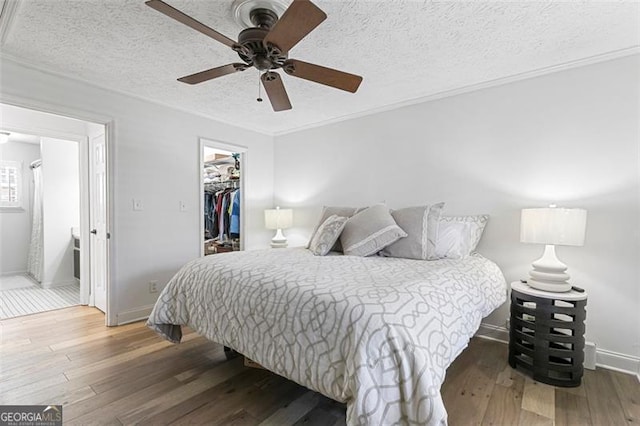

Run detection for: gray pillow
[[340, 204, 407, 257], [381, 203, 445, 260], [307, 206, 366, 252], [308, 215, 348, 256]]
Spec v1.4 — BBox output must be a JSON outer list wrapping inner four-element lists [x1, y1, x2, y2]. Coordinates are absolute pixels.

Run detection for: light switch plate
[[133, 199, 143, 211]]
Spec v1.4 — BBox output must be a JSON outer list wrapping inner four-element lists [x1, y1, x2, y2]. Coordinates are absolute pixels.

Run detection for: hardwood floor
[[1, 306, 637, 425]]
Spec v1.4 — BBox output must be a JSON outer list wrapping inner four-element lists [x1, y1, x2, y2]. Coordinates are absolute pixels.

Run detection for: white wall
[[40, 137, 79, 287], [0, 141, 40, 274], [1, 58, 274, 322], [273, 55, 640, 371]]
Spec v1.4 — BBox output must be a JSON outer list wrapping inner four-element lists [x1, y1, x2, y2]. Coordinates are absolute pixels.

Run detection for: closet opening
[[200, 139, 246, 257]]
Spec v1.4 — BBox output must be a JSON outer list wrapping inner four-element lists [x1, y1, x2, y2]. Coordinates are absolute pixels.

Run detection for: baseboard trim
[[476, 322, 640, 380], [475, 322, 509, 344], [0, 270, 28, 277], [117, 305, 154, 325], [41, 279, 78, 288], [596, 348, 640, 379]]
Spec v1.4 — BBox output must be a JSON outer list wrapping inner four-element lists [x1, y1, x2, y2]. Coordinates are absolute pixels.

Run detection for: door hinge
[[107, 232, 111, 239]]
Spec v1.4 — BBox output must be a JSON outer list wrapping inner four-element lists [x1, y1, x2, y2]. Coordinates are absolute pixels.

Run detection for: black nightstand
[[509, 281, 587, 387]]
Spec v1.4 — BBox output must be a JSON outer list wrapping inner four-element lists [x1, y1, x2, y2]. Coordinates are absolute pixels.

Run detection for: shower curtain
[[27, 161, 43, 283]]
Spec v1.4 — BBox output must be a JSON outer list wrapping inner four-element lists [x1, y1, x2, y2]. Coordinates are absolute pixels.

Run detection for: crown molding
[[0, 52, 274, 137], [2, 45, 638, 137], [272, 46, 640, 136]]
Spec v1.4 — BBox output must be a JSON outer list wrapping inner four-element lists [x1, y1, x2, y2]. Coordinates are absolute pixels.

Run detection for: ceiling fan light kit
[[146, 0, 363, 112]]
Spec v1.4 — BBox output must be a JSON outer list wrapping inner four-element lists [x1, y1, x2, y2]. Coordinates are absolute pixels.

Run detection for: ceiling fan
[[145, 0, 363, 112]]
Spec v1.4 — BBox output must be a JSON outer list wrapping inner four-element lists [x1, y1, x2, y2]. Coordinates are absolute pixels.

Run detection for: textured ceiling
[[2, 0, 638, 134]]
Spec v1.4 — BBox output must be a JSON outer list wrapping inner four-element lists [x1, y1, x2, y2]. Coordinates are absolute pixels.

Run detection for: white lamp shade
[[520, 208, 587, 247], [264, 208, 293, 230]]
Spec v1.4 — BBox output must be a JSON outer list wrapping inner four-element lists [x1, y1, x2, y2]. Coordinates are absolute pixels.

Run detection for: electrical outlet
[[584, 341, 596, 370], [133, 199, 144, 211], [149, 281, 158, 293], [179, 201, 187, 212]]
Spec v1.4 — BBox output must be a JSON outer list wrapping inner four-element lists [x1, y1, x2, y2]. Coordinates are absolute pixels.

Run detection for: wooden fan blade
[[263, 0, 326, 53], [177, 64, 247, 84], [283, 59, 363, 93], [146, 0, 236, 48], [261, 72, 292, 112]]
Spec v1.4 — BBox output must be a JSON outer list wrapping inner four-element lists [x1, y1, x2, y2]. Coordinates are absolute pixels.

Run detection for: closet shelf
[[205, 157, 235, 167]]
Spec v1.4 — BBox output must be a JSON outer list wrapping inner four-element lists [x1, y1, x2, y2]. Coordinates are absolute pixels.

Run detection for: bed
[[147, 248, 506, 425]]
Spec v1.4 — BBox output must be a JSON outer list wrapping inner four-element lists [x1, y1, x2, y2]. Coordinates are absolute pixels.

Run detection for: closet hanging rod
[[204, 180, 240, 192]]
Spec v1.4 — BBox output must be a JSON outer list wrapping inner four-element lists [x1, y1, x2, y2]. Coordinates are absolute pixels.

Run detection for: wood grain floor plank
[[611, 369, 640, 424], [67, 339, 216, 396], [584, 367, 629, 425], [244, 372, 311, 420], [2, 306, 638, 426], [259, 391, 322, 426], [63, 352, 215, 420], [64, 332, 199, 380], [49, 321, 143, 351], [0, 337, 31, 351], [154, 369, 272, 426], [521, 378, 555, 420], [481, 365, 525, 425], [518, 409, 554, 426], [555, 388, 592, 426], [442, 337, 504, 425], [292, 406, 340, 426], [67, 376, 184, 425], [117, 357, 246, 425], [0, 373, 69, 405]]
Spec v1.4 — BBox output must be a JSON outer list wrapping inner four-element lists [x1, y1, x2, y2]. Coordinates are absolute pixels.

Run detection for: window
[[0, 160, 23, 210]]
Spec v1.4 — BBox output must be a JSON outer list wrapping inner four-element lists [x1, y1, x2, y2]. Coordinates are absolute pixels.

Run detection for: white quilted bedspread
[[147, 248, 506, 425]]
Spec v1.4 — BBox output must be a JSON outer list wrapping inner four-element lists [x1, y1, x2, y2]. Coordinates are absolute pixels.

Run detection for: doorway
[[0, 103, 111, 322], [200, 138, 247, 257]]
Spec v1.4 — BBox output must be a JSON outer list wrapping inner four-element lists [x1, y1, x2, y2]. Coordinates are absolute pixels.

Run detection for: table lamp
[[265, 206, 293, 248], [520, 206, 587, 292]]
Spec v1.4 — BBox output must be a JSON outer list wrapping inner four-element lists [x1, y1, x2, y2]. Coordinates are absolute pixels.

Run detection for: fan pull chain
[[256, 70, 263, 103]]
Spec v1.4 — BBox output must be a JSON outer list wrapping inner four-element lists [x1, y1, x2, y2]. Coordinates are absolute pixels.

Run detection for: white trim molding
[[475, 321, 640, 380], [117, 305, 155, 325], [272, 47, 640, 136], [2, 46, 638, 137], [475, 322, 509, 343], [596, 348, 640, 380]]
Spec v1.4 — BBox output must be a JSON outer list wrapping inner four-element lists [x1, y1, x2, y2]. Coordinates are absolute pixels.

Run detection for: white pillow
[[308, 215, 349, 256], [435, 215, 489, 259]]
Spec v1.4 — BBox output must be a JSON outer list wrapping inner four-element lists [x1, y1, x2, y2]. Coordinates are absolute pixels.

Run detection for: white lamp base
[[528, 245, 572, 292], [271, 228, 288, 248]]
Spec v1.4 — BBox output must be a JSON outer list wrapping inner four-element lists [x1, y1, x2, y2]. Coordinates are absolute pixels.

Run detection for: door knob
[[90, 229, 97, 234]]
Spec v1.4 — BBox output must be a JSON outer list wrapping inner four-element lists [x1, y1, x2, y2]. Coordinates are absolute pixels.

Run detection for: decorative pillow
[[307, 206, 366, 252], [340, 204, 407, 257], [381, 203, 445, 260], [308, 215, 349, 256], [434, 215, 489, 259]]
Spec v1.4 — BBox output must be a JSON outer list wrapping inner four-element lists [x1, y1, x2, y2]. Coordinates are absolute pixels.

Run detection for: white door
[[89, 132, 108, 313]]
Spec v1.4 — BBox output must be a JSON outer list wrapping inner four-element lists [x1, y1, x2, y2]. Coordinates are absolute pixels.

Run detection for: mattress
[[147, 248, 506, 425]]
